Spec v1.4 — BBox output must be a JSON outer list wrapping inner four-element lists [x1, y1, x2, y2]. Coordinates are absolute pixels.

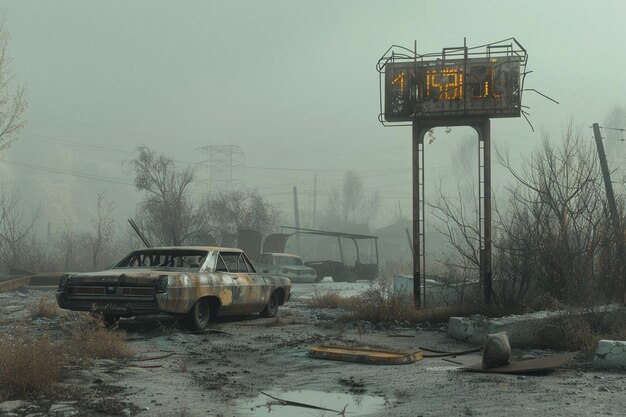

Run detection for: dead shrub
[[536, 310, 626, 356], [0, 325, 62, 401], [0, 314, 133, 401], [308, 277, 519, 324], [308, 291, 359, 309], [66, 314, 133, 362], [28, 294, 63, 318], [536, 314, 597, 353]]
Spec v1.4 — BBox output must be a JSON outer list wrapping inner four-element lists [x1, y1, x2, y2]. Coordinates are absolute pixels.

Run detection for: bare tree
[[0, 186, 37, 272], [85, 192, 115, 268], [0, 16, 26, 151], [430, 123, 618, 307], [200, 188, 282, 244], [58, 219, 78, 271], [132, 146, 199, 246], [323, 171, 379, 233], [495, 124, 613, 305]]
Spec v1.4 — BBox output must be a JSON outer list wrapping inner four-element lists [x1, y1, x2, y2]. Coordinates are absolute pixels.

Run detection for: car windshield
[[115, 249, 208, 272], [276, 256, 303, 266]]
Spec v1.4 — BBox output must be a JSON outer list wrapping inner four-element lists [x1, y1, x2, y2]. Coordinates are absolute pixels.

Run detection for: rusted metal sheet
[[308, 345, 423, 365], [56, 246, 291, 324], [0, 276, 31, 293], [462, 351, 579, 374], [263, 233, 291, 254], [0, 273, 65, 293]]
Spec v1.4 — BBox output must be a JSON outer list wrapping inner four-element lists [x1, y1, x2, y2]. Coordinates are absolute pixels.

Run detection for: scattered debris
[[462, 351, 579, 374], [132, 352, 177, 362], [482, 332, 511, 369], [419, 346, 482, 358], [259, 390, 344, 414]]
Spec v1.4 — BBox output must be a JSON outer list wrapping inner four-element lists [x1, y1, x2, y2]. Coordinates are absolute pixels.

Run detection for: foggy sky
[[2, 0, 626, 232]]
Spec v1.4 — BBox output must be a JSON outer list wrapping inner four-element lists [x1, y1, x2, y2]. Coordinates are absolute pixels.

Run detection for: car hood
[[68, 268, 179, 283]]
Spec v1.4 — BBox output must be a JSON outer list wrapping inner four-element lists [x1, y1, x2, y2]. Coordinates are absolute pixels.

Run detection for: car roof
[[132, 246, 243, 253]]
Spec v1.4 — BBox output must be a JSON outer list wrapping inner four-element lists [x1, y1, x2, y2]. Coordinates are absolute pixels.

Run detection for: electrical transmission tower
[[196, 145, 245, 194]]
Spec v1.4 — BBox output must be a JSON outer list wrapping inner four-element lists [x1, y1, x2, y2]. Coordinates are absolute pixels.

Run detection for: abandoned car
[[255, 252, 317, 283], [56, 246, 291, 330]]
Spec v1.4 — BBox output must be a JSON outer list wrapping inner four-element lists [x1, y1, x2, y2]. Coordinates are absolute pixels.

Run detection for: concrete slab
[[448, 305, 626, 346], [593, 340, 626, 370]]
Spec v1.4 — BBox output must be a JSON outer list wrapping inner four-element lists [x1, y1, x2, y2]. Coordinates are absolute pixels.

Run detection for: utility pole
[[293, 186, 301, 254], [312, 173, 317, 229], [593, 123, 626, 304]]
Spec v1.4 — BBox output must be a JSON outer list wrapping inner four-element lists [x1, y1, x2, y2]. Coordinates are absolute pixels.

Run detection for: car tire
[[102, 314, 119, 327], [187, 298, 211, 330], [260, 291, 279, 318]]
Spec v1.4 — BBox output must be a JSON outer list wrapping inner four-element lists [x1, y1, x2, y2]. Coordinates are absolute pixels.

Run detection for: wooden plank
[[308, 345, 423, 365]]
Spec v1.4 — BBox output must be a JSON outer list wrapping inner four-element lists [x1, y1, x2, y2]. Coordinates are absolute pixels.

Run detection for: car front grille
[[68, 286, 155, 298]]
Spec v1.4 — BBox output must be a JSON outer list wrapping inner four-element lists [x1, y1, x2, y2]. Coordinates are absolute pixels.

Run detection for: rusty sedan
[[56, 246, 291, 330]]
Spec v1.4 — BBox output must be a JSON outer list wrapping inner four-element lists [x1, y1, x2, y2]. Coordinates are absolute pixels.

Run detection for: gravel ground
[[1, 283, 626, 417]]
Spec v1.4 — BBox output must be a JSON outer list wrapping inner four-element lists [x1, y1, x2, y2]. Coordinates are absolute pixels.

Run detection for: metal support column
[[412, 119, 425, 308], [479, 118, 492, 305]]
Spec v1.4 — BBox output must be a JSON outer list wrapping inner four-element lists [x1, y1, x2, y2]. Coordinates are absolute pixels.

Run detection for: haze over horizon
[[2, 0, 625, 235]]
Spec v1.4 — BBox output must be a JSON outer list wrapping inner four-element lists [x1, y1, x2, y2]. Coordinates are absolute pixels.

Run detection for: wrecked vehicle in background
[[56, 246, 291, 330], [255, 253, 317, 283], [263, 227, 380, 283]]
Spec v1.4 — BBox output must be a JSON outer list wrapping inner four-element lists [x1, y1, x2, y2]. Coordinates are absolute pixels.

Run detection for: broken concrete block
[[0, 400, 27, 413], [449, 305, 626, 347], [593, 340, 626, 370], [448, 312, 558, 346]]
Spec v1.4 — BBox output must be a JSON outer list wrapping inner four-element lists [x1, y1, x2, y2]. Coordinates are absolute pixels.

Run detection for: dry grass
[[28, 294, 63, 318], [308, 277, 518, 324], [66, 314, 133, 362], [0, 325, 62, 401], [0, 314, 133, 401], [536, 310, 626, 356], [309, 291, 359, 309]]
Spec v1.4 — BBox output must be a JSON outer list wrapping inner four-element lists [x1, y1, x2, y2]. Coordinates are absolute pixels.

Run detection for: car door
[[219, 251, 268, 314]]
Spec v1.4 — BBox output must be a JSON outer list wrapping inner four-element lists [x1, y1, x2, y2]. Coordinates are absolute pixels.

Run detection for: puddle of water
[[237, 390, 391, 416]]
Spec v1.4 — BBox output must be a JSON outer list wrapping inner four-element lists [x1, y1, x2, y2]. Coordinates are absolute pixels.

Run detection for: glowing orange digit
[[391, 71, 405, 92], [441, 68, 462, 100]]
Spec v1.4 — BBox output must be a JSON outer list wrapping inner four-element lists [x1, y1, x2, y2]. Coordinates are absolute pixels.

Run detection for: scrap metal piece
[[461, 351, 579, 374], [308, 345, 423, 365], [482, 332, 511, 369], [419, 346, 482, 358], [259, 391, 343, 414]]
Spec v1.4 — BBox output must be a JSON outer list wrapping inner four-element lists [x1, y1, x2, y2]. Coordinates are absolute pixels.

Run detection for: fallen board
[[308, 345, 423, 365], [461, 351, 579, 374]]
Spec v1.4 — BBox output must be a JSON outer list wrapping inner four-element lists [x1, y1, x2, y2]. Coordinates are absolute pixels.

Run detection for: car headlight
[[156, 275, 168, 293], [58, 275, 69, 291]]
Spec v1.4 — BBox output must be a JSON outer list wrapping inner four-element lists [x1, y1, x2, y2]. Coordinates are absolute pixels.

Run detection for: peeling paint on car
[[56, 246, 291, 327]]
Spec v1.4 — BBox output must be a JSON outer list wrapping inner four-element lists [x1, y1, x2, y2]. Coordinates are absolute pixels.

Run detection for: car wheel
[[102, 314, 119, 327], [187, 298, 211, 330], [260, 291, 279, 318]]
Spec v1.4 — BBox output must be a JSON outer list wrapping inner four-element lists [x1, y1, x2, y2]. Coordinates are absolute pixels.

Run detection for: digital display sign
[[383, 57, 522, 122]]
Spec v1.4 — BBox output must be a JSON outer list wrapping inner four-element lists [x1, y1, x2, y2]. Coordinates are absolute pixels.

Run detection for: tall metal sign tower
[[377, 38, 528, 307]]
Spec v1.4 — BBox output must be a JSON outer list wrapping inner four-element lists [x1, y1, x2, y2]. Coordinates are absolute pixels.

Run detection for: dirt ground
[[2, 282, 626, 417]]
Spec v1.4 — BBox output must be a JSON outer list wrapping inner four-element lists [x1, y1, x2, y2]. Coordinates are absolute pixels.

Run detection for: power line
[[0, 159, 135, 186]]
